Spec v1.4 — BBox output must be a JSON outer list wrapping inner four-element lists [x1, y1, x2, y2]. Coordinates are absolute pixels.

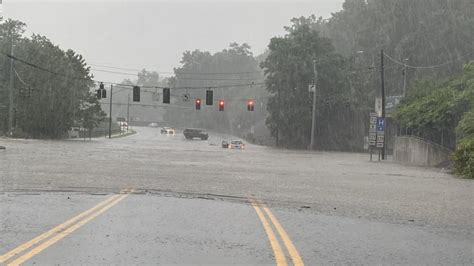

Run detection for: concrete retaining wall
[[393, 136, 451, 167]]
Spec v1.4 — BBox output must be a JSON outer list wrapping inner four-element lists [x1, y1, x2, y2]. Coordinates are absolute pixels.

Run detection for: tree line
[[0, 18, 105, 138], [261, 0, 473, 150]]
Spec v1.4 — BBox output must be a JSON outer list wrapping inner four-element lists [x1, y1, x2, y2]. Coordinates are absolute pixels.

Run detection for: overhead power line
[[89, 63, 264, 75], [0, 52, 264, 90], [91, 68, 263, 81], [174, 70, 264, 75], [384, 51, 474, 69], [99, 102, 194, 109], [88, 63, 154, 73]]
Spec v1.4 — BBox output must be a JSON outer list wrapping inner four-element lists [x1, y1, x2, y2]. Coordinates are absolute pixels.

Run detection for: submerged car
[[222, 140, 229, 148], [183, 128, 208, 140], [161, 127, 175, 135], [229, 140, 245, 149]]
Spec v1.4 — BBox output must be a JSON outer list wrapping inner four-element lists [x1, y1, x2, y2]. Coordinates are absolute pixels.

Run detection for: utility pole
[[309, 59, 317, 150], [402, 59, 408, 97], [276, 88, 280, 147], [126, 93, 130, 132], [7, 35, 14, 136], [108, 84, 113, 138], [380, 50, 386, 160]]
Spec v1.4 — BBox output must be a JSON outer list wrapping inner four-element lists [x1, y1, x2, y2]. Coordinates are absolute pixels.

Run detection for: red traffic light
[[219, 99, 225, 111], [195, 98, 201, 110], [247, 99, 255, 111]]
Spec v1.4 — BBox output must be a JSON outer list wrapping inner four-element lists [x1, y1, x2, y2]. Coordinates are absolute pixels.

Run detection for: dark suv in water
[[183, 128, 209, 140]]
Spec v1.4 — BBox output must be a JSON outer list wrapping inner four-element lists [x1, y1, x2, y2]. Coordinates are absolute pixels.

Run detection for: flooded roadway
[[0, 127, 472, 265]]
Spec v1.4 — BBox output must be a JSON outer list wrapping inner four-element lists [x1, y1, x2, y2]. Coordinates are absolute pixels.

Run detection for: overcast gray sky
[[3, 0, 344, 82]]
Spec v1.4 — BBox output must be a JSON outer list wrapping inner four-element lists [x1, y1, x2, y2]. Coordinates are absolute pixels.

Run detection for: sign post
[[376, 117, 385, 160], [368, 112, 377, 161]]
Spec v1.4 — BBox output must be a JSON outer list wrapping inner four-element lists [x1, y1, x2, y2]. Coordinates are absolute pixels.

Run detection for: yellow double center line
[[252, 200, 304, 266], [0, 189, 132, 266]]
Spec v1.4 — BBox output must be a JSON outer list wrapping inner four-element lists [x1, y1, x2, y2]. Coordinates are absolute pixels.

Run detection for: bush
[[456, 108, 474, 139], [452, 135, 474, 178]]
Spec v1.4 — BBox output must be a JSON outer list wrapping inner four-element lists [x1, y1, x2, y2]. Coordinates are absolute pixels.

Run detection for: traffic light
[[133, 86, 140, 102], [218, 99, 225, 111], [97, 82, 106, 99], [163, 88, 170, 104], [247, 100, 255, 111], [195, 98, 201, 110], [206, 90, 213, 105]]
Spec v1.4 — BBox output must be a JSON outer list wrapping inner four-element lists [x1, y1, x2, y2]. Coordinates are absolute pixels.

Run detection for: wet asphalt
[[0, 127, 473, 265]]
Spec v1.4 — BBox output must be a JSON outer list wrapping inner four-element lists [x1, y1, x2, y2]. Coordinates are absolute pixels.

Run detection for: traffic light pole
[[7, 35, 14, 136], [127, 92, 130, 131], [380, 50, 386, 160], [309, 59, 317, 150], [108, 84, 113, 138]]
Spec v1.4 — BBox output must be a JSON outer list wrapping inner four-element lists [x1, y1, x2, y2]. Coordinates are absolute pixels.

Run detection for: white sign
[[375, 97, 382, 117], [368, 112, 377, 147]]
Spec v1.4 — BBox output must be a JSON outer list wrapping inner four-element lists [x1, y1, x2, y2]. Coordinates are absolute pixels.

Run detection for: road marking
[[1, 189, 131, 265], [252, 200, 304, 266], [0, 195, 118, 263], [262, 206, 304, 266], [252, 202, 288, 266]]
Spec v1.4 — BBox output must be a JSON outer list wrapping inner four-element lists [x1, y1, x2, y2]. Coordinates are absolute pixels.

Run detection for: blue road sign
[[377, 117, 385, 131]]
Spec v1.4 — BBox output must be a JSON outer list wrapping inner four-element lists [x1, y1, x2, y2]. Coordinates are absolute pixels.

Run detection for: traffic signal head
[[133, 86, 140, 102], [195, 98, 201, 110], [247, 100, 255, 111], [97, 82, 106, 99], [163, 88, 170, 104], [218, 99, 225, 111], [206, 90, 213, 105]]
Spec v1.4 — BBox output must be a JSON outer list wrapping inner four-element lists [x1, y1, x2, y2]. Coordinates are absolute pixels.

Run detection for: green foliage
[[77, 95, 107, 130], [394, 61, 474, 148], [402, 80, 440, 103], [0, 19, 104, 138], [456, 108, 474, 139], [259, 0, 473, 150], [451, 135, 474, 179], [261, 16, 352, 149]]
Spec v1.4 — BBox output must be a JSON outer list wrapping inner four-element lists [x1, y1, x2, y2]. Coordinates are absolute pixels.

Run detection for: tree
[[261, 16, 352, 149], [137, 69, 159, 87], [314, 0, 474, 104], [0, 18, 103, 138], [77, 95, 107, 139], [163, 43, 268, 140]]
